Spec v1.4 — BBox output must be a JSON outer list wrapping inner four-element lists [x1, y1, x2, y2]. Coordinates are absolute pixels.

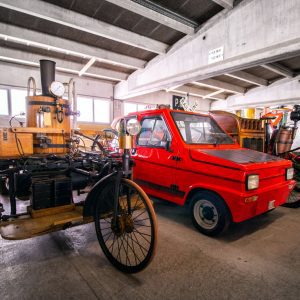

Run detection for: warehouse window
[[94, 99, 110, 123], [77, 96, 110, 123], [11, 89, 27, 116], [77, 96, 93, 122], [0, 89, 9, 115], [124, 102, 154, 115]]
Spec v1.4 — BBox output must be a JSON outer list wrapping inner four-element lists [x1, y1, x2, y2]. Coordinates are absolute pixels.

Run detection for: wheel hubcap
[[194, 199, 219, 230], [202, 206, 215, 220]]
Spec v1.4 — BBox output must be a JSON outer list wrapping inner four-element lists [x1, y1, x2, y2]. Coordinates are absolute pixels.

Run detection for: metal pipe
[[27, 77, 36, 96], [40, 60, 56, 96]]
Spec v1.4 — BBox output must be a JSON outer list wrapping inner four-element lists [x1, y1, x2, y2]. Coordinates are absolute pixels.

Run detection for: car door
[[133, 115, 181, 202]]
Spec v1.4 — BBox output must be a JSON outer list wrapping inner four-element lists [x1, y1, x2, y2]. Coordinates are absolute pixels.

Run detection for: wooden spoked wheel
[[94, 178, 157, 273]]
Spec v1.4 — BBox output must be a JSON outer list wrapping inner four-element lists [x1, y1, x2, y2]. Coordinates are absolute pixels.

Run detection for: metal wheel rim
[[193, 199, 219, 230], [96, 180, 154, 269]]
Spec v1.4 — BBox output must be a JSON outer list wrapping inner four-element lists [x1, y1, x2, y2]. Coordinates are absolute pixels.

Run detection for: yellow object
[[244, 108, 255, 119], [43, 112, 52, 127], [119, 135, 133, 149]]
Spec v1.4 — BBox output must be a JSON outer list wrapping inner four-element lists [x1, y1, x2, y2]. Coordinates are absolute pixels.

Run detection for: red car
[[126, 108, 295, 236]]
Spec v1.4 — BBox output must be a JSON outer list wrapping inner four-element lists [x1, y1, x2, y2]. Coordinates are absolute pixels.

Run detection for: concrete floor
[[0, 196, 300, 300]]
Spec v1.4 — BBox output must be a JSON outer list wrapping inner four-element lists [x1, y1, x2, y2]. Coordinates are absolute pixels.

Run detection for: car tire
[[189, 191, 231, 236], [0, 178, 9, 195]]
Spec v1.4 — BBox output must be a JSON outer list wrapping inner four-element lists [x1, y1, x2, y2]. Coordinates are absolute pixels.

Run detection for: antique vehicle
[[0, 60, 157, 273], [210, 110, 265, 152], [124, 108, 295, 236]]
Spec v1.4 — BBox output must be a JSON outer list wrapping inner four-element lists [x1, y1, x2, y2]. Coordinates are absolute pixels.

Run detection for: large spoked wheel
[[94, 178, 157, 273], [190, 191, 231, 236]]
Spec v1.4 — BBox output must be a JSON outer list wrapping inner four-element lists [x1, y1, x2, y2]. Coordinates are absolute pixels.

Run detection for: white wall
[[114, 90, 212, 117]]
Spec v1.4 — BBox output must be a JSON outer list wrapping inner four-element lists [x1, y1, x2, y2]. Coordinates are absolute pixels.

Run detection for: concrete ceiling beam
[[105, 0, 195, 35], [211, 76, 300, 110], [203, 89, 225, 99], [210, 0, 234, 9], [0, 48, 128, 81], [225, 70, 268, 86], [78, 57, 96, 76], [193, 78, 245, 94], [114, 0, 300, 99], [0, 23, 146, 70], [0, 0, 168, 54], [168, 85, 226, 101], [261, 62, 295, 79]]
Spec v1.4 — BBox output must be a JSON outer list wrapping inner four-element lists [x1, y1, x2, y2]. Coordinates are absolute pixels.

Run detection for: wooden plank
[[0, 129, 33, 157], [11, 127, 66, 134], [28, 204, 75, 218], [0, 206, 89, 240]]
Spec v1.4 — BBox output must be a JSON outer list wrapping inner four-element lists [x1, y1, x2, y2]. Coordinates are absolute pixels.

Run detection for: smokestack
[[39, 60, 56, 96]]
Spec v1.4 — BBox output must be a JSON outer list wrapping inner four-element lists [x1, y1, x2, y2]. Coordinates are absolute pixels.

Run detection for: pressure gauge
[[49, 81, 65, 97]]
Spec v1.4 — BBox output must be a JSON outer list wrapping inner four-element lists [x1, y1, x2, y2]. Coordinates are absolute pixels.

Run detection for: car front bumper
[[225, 180, 296, 223]]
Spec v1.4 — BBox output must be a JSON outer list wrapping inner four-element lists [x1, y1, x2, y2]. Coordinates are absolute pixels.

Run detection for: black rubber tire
[[94, 178, 157, 273], [189, 191, 231, 236], [0, 178, 9, 195]]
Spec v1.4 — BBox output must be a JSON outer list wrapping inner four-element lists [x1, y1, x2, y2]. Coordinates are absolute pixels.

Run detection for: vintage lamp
[[118, 118, 141, 176]]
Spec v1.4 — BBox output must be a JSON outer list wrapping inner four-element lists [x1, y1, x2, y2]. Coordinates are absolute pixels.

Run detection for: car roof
[[126, 108, 210, 118]]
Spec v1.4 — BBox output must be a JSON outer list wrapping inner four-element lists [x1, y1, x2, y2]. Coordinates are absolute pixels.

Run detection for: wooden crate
[[0, 128, 33, 157]]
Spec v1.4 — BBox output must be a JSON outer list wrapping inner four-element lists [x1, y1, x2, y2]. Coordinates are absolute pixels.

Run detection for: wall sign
[[208, 46, 224, 64], [172, 95, 185, 110]]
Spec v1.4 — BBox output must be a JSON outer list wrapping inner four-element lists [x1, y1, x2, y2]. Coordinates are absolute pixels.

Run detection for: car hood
[[189, 148, 289, 171]]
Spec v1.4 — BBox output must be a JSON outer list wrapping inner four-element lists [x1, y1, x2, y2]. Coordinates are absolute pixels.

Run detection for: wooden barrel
[[276, 128, 293, 154], [26, 95, 71, 154]]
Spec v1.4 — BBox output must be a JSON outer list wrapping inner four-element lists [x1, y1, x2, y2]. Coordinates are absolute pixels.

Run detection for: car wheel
[[189, 191, 231, 236], [0, 178, 9, 195]]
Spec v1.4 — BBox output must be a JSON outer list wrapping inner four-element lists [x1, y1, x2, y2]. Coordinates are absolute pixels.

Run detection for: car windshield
[[171, 112, 234, 145]]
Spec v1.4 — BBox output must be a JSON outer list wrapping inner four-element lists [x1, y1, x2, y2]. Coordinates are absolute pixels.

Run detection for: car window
[[137, 117, 170, 147], [172, 112, 234, 145]]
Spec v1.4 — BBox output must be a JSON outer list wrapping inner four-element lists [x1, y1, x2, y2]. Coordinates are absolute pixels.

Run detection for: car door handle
[[170, 155, 181, 161]]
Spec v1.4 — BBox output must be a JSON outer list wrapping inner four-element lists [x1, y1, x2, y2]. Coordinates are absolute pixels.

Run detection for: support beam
[[203, 89, 225, 99], [115, 0, 300, 99], [0, 0, 168, 54], [211, 76, 300, 110], [0, 48, 128, 81], [0, 23, 146, 70], [78, 57, 96, 76], [193, 78, 245, 94], [210, 0, 234, 9], [225, 71, 268, 86], [105, 0, 195, 35], [261, 62, 295, 78], [168, 85, 226, 101]]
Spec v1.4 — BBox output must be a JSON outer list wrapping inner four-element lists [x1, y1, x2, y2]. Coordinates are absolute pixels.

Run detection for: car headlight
[[246, 174, 259, 190], [126, 119, 141, 136], [286, 168, 294, 180]]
